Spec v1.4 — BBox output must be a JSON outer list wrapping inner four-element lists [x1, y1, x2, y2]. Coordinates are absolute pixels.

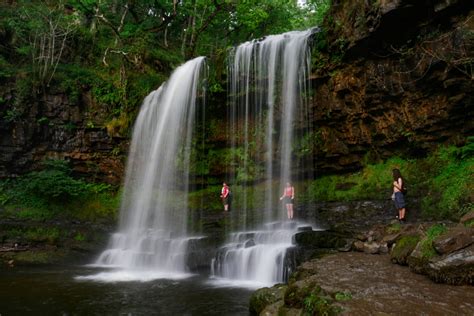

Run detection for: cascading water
[[81, 57, 207, 282], [213, 29, 315, 286]]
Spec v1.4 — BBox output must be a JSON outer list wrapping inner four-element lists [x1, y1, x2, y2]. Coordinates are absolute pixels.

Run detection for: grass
[[418, 224, 448, 259], [303, 141, 473, 221]]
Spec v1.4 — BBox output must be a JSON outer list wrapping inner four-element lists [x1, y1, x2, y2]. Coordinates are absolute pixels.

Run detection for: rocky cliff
[[0, 85, 126, 183], [307, 0, 474, 173], [0, 0, 472, 182]]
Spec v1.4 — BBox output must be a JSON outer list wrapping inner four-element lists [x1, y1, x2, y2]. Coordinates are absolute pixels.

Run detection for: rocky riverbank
[[251, 212, 474, 315], [0, 217, 114, 268]]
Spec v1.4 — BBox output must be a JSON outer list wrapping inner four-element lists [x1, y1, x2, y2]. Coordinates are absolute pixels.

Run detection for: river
[[0, 266, 253, 315]]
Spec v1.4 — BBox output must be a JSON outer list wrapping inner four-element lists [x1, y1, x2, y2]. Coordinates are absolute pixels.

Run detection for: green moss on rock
[[391, 235, 421, 265], [249, 285, 287, 315]]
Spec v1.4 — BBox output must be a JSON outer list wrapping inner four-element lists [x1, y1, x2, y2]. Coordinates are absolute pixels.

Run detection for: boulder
[[382, 233, 401, 247], [293, 231, 348, 249], [427, 244, 474, 285], [353, 240, 365, 252], [363, 242, 380, 254], [249, 285, 287, 316], [390, 235, 420, 265], [460, 211, 474, 226], [433, 227, 474, 255], [407, 241, 430, 275]]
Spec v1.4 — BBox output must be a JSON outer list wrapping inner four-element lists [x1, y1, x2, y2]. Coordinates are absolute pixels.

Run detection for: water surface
[[0, 266, 252, 315]]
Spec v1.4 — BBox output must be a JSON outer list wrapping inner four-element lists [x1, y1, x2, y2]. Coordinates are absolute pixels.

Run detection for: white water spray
[[87, 57, 206, 280], [214, 29, 315, 286]]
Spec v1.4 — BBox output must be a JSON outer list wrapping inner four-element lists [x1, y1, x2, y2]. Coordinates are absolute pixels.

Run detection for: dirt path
[[302, 252, 474, 316]]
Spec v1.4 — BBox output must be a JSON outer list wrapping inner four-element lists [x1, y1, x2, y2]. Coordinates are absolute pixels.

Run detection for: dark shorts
[[394, 192, 406, 209], [283, 196, 293, 205], [223, 193, 232, 205]]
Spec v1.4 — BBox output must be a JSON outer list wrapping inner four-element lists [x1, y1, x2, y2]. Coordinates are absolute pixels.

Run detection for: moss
[[386, 222, 402, 234], [391, 235, 421, 265], [418, 224, 448, 259], [249, 285, 286, 315]]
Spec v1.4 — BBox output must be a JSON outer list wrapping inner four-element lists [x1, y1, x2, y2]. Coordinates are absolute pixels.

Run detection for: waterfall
[[89, 57, 207, 279], [227, 29, 313, 224], [213, 29, 315, 286]]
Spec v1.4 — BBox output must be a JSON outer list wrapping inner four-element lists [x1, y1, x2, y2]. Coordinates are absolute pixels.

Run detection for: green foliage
[[386, 222, 402, 234], [74, 232, 86, 242], [334, 291, 352, 301], [418, 224, 448, 259], [304, 140, 473, 221], [421, 143, 474, 220], [0, 159, 119, 221], [19, 159, 91, 202], [301, 287, 341, 316], [5, 227, 61, 244], [305, 157, 405, 202]]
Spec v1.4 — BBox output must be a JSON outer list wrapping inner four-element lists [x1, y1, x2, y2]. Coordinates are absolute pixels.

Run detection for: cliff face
[[306, 0, 474, 172], [0, 86, 125, 183], [0, 0, 472, 182]]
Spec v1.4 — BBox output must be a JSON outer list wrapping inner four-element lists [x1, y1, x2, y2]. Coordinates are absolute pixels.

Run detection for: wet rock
[[260, 300, 284, 316], [249, 285, 286, 315], [407, 241, 430, 275], [379, 243, 389, 254], [427, 244, 474, 285], [297, 226, 312, 232], [382, 233, 400, 247], [293, 231, 348, 249], [460, 211, 474, 225], [432, 227, 474, 255], [363, 242, 380, 254], [391, 235, 420, 265], [353, 240, 365, 252], [338, 239, 354, 252], [244, 239, 256, 248]]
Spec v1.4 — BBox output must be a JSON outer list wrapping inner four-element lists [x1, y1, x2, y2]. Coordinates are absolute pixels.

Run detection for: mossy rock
[[390, 234, 421, 265], [407, 241, 431, 275], [283, 280, 319, 308], [427, 244, 474, 285], [249, 284, 287, 315], [294, 231, 348, 249]]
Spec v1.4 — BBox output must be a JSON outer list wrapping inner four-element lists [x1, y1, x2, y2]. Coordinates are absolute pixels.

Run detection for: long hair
[[392, 168, 403, 181]]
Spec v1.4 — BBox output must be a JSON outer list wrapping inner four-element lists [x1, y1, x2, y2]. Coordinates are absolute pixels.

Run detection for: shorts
[[283, 196, 293, 205], [393, 192, 405, 209]]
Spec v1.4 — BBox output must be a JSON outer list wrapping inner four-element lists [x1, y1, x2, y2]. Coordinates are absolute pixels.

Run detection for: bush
[[0, 159, 118, 220]]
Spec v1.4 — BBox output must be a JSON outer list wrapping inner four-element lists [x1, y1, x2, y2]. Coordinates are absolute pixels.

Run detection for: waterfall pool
[[0, 266, 253, 315]]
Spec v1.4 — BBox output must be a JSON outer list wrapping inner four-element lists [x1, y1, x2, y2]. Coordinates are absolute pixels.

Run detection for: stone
[[353, 240, 365, 252], [244, 239, 256, 248], [249, 285, 286, 315], [297, 226, 313, 232], [379, 243, 389, 254], [293, 231, 348, 249], [338, 239, 354, 252], [260, 300, 284, 316], [427, 244, 474, 285], [382, 233, 400, 246], [460, 211, 474, 225], [363, 242, 380, 254], [407, 241, 430, 275], [390, 235, 420, 265], [433, 227, 474, 255]]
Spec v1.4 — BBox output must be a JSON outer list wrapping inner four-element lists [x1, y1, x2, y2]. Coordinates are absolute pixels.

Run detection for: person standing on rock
[[392, 168, 406, 222], [280, 182, 295, 219], [220, 182, 231, 212]]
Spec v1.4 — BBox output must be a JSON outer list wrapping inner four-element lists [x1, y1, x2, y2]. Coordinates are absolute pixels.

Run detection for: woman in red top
[[220, 182, 231, 212], [280, 182, 295, 219]]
